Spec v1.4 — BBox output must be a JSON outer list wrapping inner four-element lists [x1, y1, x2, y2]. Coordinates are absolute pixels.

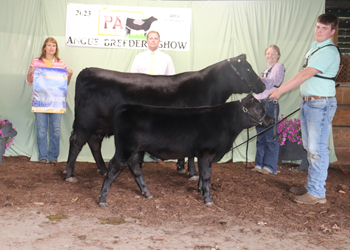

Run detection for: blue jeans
[[35, 113, 62, 161], [300, 97, 337, 198], [255, 101, 279, 174]]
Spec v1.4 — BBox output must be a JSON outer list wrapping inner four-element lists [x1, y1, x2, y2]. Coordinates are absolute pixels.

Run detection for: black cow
[[125, 16, 157, 36], [99, 93, 273, 207], [66, 54, 265, 182]]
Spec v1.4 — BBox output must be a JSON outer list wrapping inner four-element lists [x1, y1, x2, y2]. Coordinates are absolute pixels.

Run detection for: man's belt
[[302, 96, 334, 102]]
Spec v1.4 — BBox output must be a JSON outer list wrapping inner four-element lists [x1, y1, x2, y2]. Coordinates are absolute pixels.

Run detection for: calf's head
[[240, 93, 273, 127], [227, 54, 266, 94]]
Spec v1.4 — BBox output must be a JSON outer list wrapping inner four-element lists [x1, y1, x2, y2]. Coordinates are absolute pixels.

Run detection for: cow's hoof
[[188, 175, 199, 181], [176, 166, 186, 174], [144, 192, 154, 199], [65, 177, 78, 183], [97, 169, 108, 176], [99, 202, 108, 208], [204, 198, 213, 205]]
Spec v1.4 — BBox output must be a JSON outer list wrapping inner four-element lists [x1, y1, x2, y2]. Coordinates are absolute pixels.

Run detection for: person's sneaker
[[39, 159, 47, 164], [293, 193, 326, 204], [251, 167, 261, 172], [289, 186, 307, 195], [50, 159, 57, 164], [257, 169, 272, 175]]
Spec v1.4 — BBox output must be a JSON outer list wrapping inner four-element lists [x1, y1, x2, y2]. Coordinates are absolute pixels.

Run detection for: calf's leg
[[99, 156, 126, 207], [187, 157, 199, 180], [197, 157, 213, 205], [128, 152, 153, 198], [176, 159, 186, 174], [177, 158, 199, 181]]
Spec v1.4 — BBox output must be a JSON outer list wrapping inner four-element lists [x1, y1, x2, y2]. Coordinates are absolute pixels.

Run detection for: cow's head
[[240, 93, 273, 127], [149, 16, 158, 22], [227, 54, 266, 94]]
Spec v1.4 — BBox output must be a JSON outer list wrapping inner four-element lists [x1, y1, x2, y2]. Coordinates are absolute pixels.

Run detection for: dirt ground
[[0, 156, 349, 250]]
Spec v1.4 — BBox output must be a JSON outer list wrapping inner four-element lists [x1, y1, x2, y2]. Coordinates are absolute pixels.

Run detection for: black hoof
[[176, 165, 186, 174], [98, 168, 108, 176], [66, 177, 78, 183], [99, 202, 108, 208], [188, 174, 199, 181], [143, 190, 153, 199], [204, 197, 213, 205]]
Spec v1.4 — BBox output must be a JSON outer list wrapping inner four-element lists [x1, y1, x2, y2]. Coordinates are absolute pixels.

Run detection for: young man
[[269, 13, 340, 204], [130, 31, 175, 75]]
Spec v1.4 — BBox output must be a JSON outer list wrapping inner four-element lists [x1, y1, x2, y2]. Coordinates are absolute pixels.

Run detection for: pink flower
[[0, 118, 17, 150], [278, 115, 302, 146]]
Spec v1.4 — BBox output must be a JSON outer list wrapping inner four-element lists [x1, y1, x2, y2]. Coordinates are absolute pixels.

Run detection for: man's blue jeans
[[255, 101, 279, 174], [35, 113, 62, 162], [300, 97, 337, 198]]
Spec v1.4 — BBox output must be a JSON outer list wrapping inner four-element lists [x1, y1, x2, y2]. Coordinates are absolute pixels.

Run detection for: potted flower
[[277, 115, 302, 146], [277, 115, 308, 170], [0, 118, 17, 164]]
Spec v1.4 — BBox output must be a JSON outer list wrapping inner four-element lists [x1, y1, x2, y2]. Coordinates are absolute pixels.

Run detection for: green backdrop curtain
[[1, 0, 337, 164]]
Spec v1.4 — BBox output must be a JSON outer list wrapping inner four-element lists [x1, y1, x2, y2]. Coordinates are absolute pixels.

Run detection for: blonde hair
[[265, 45, 281, 61], [39, 37, 60, 61], [147, 31, 160, 39]]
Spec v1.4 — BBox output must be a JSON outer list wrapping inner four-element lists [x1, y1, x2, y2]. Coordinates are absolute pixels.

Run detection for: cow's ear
[[241, 54, 246, 61]]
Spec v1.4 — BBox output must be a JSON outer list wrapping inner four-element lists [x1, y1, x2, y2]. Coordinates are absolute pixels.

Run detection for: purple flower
[[0, 118, 17, 150], [277, 115, 302, 146]]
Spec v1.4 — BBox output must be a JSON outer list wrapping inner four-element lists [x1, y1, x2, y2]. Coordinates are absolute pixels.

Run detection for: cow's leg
[[187, 157, 199, 180], [128, 151, 153, 198], [197, 156, 213, 205], [88, 134, 108, 175], [65, 130, 90, 182], [99, 156, 127, 207], [176, 159, 186, 174]]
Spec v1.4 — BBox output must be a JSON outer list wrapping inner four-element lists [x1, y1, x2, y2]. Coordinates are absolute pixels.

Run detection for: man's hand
[[269, 88, 281, 100]]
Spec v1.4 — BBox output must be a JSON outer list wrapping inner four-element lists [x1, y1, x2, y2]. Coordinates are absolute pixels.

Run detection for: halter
[[227, 58, 261, 91], [239, 99, 266, 126]]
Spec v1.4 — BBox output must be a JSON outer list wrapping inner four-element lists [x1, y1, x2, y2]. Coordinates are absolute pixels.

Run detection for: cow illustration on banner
[[32, 67, 68, 114]]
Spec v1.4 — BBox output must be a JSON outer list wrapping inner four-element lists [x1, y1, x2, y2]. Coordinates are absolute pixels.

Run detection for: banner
[[32, 68, 68, 114], [65, 3, 192, 51]]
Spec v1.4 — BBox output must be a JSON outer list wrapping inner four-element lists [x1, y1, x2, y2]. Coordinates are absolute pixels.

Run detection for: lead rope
[[233, 108, 301, 152], [245, 129, 249, 173], [273, 100, 278, 140]]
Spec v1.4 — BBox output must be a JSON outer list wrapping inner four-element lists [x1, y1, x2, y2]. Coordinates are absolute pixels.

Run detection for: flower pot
[[278, 140, 308, 170]]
